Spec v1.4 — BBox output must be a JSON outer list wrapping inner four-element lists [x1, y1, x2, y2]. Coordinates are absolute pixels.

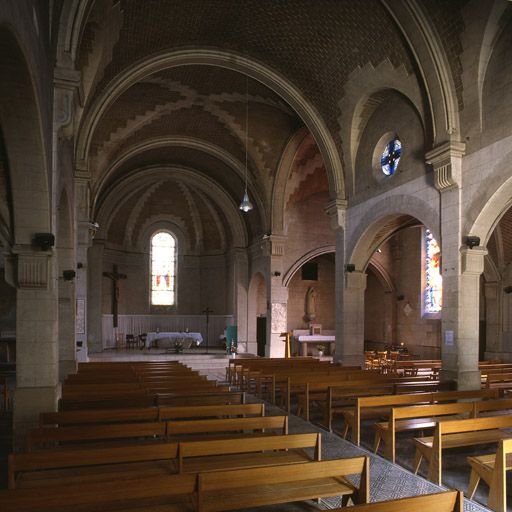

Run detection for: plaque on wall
[[76, 298, 85, 334]]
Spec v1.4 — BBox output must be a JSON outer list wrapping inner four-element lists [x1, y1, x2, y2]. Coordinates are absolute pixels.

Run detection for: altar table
[[296, 335, 335, 356], [146, 332, 203, 349]]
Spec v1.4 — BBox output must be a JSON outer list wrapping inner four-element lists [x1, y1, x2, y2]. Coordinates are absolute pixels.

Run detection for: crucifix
[[103, 264, 127, 328], [202, 307, 214, 354]]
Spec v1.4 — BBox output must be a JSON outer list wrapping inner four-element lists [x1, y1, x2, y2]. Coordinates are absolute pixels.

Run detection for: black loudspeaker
[[465, 236, 481, 249], [302, 262, 318, 281], [32, 233, 55, 250], [63, 270, 76, 281], [504, 286, 512, 294], [345, 263, 356, 273]]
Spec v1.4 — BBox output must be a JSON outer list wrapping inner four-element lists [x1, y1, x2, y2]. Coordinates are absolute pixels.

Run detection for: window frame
[[149, 230, 178, 309]]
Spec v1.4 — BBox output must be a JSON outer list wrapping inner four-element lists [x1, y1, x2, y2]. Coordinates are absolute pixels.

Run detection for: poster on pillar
[[76, 299, 85, 334], [271, 303, 287, 333]]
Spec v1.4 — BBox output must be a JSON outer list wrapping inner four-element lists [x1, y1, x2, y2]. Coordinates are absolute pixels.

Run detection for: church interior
[[1, 0, 512, 510]]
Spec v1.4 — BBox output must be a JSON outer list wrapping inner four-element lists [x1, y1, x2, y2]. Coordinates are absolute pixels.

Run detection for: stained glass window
[[424, 229, 442, 314], [380, 137, 402, 176], [150, 231, 176, 306]]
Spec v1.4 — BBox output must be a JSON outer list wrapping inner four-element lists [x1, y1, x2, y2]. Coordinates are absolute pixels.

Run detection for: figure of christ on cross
[[103, 264, 127, 328], [202, 307, 214, 354]]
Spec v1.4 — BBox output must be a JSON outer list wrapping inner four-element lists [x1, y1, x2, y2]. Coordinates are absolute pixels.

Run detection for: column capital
[[425, 141, 466, 191], [262, 234, 287, 257], [324, 199, 347, 231], [11, 245, 52, 289], [460, 246, 487, 275], [345, 270, 367, 290]]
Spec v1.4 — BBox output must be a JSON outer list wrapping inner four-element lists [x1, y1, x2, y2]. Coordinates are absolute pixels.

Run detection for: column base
[[440, 369, 481, 390], [59, 359, 78, 381], [14, 385, 60, 450], [335, 353, 365, 368]]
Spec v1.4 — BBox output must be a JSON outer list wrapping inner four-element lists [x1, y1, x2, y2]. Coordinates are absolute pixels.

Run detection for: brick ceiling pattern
[[87, 0, 417, 154], [426, 0, 469, 112]]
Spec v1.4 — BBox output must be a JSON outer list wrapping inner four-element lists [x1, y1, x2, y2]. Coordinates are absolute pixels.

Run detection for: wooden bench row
[[1, 456, 370, 512], [27, 414, 289, 451]]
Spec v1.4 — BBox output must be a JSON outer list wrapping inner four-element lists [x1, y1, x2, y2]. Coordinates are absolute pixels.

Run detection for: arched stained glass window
[[424, 229, 442, 314], [381, 137, 402, 176], [150, 231, 176, 306]]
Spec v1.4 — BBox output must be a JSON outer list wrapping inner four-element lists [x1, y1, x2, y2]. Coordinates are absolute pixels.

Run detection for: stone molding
[[325, 199, 347, 231], [13, 250, 51, 289], [345, 270, 367, 290], [460, 246, 487, 275], [425, 141, 465, 191]]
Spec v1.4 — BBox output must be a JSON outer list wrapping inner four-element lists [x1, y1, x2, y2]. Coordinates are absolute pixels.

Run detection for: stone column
[[427, 141, 483, 389], [12, 246, 58, 448], [231, 248, 249, 352], [326, 200, 365, 366], [87, 239, 105, 353], [75, 175, 94, 361], [483, 282, 502, 360], [266, 235, 288, 357]]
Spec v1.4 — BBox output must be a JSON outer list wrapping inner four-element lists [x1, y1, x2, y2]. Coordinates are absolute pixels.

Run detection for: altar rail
[[102, 315, 234, 350]]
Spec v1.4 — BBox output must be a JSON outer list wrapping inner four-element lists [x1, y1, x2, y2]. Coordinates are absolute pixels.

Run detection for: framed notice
[[76, 299, 85, 334]]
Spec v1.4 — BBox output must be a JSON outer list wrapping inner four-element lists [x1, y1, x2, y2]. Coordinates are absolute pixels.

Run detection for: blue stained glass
[[424, 229, 442, 314], [380, 137, 402, 176]]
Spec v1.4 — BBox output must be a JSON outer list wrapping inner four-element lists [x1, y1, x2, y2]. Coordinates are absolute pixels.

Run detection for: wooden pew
[[329, 490, 463, 512], [158, 403, 264, 421], [39, 403, 263, 427], [413, 415, 512, 484], [341, 388, 499, 445], [0, 474, 197, 512], [178, 432, 321, 473], [28, 414, 282, 450], [156, 391, 245, 407], [26, 421, 167, 451], [467, 438, 512, 512], [196, 457, 370, 511], [9, 441, 179, 489], [486, 372, 512, 392], [166, 415, 288, 438], [373, 402, 475, 462]]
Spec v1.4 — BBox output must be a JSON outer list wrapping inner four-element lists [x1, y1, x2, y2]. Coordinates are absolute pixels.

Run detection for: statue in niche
[[305, 286, 317, 322]]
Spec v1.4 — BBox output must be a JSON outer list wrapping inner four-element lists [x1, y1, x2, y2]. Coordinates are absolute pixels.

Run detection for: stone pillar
[[231, 248, 249, 352], [12, 246, 59, 448], [326, 200, 365, 366], [75, 175, 94, 361], [483, 282, 502, 360], [266, 235, 288, 357], [427, 141, 483, 389], [87, 239, 105, 353]]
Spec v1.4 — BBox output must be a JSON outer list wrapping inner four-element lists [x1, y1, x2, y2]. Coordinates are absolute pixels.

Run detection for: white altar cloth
[[296, 335, 335, 356], [146, 331, 203, 349]]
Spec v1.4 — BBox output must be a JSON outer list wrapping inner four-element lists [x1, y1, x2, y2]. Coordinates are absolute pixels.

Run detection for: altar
[[146, 332, 203, 349], [296, 335, 335, 356]]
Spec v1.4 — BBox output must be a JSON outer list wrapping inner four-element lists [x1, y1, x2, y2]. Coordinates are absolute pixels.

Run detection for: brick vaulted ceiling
[[78, 0, 468, 246]]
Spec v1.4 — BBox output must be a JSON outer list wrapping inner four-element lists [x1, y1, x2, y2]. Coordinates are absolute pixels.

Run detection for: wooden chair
[[125, 334, 136, 349], [467, 437, 512, 512]]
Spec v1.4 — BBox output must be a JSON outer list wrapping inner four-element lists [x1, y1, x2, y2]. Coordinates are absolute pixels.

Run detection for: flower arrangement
[[316, 344, 326, 352], [174, 338, 184, 353]]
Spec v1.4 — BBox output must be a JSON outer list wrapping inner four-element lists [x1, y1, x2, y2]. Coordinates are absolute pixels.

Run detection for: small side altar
[[294, 333, 335, 356]]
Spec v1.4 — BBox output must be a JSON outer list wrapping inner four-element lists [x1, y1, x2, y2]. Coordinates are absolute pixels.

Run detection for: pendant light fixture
[[239, 75, 253, 213]]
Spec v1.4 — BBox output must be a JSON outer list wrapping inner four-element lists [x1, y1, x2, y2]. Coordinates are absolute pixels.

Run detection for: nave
[[3, 354, 511, 512]]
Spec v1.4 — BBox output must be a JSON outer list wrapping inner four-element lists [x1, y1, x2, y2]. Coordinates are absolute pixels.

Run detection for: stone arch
[[271, 127, 310, 234], [247, 271, 266, 355], [94, 165, 248, 249], [348, 195, 440, 270], [381, 0, 461, 141], [282, 245, 336, 288], [92, 136, 267, 232], [0, 26, 50, 243], [75, 49, 345, 200], [56, 188, 76, 380]]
